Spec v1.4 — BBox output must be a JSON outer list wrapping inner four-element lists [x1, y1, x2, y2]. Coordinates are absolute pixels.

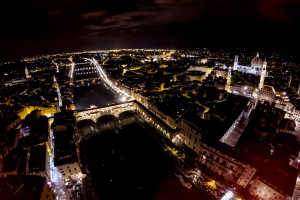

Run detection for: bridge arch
[[76, 101, 176, 140], [97, 114, 119, 131], [77, 119, 99, 140], [119, 110, 137, 126]]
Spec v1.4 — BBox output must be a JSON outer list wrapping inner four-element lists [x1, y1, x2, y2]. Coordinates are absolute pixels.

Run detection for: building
[[233, 53, 264, 75], [0, 148, 27, 176], [177, 117, 202, 153], [0, 175, 55, 200], [4, 114, 22, 132], [28, 144, 51, 182], [237, 165, 257, 188], [17, 105, 57, 120], [212, 67, 228, 79], [275, 102, 300, 131], [52, 111, 82, 181], [18, 110, 50, 148], [198, 142, 244, 182], [140, 92, 297, 199], [255, 86, 276, 103], [248, 148, 298, 200], [54, 127, 82, 181]]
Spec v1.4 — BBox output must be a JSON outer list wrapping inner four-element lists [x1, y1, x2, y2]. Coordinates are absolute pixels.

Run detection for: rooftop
[[1, 148, 21, 173], [54, 127, 78, 166], [51, 110, 76, 128], [29, 145, 46, 173], [0, 175, 47, 200], [257, 148, 298, 196]]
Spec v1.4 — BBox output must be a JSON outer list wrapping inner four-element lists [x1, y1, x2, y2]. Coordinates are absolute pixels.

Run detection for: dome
[[251, 53, 263, 66]]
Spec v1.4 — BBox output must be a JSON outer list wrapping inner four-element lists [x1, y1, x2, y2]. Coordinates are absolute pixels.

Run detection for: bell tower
[[226, 66, 232, 92], [233, 55, 238, 70], [25, 67, 31, 79], [259, 58, 267, 89]]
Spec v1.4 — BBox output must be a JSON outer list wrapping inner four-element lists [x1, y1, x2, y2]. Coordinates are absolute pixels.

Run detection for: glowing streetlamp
[[206, 180, 217, 190]]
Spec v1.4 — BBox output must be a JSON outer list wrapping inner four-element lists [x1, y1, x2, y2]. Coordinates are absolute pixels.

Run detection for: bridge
[[71, 57, 130, 100], [76, 100, 179, 140], [73, 77, 103, 86]]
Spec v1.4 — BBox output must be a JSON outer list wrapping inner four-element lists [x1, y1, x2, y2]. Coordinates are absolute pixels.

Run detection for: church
[[233, 53, 264, 75]]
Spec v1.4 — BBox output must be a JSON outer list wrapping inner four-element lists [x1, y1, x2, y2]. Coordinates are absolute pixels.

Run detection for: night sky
[[0, 0, 299, 61]]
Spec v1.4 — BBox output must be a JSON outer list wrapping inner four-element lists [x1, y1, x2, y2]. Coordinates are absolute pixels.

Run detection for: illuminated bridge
[[76, 101, 179, 140], [73, 77, 103, 86], [72, 61, 102, 86]]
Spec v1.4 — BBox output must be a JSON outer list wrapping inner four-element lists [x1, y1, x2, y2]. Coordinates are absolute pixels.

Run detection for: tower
[[25, 67, 31, 79], [226, 66, 232, 92], [259, 58, 267, 89], [233, 55, 238, 70], [297, 83, 300, 95], [288, 73, 292, 88]]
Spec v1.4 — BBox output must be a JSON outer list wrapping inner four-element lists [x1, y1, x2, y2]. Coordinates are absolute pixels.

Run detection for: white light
[[221, 191, 233, 200], [121, 96, 127, 102]]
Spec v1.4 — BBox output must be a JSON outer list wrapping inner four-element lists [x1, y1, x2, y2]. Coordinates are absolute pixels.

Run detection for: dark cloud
[[46, 10, 64, 16], [0, 0, 299, 61], [80, 10, 107, 19], [255, 0, 300, 23]]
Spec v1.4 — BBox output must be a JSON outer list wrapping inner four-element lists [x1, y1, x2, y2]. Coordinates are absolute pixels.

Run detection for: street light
[[206, 180, 217, 190]]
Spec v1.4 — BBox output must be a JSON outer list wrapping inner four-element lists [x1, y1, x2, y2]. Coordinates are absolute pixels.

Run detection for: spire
[[256, 52, 259, 57]]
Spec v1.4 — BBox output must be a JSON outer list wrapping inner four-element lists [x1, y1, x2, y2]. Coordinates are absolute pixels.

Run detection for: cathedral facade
[[233, 53, 264, 75]]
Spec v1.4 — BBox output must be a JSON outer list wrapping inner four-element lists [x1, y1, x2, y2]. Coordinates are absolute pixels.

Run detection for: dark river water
[[74, 83, 122, 110], [80, 123, 209, 200]]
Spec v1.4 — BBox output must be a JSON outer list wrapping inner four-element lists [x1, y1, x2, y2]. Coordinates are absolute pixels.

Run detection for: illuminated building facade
[[17, 105, 57, 119], [233, 53, 264, 75]]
